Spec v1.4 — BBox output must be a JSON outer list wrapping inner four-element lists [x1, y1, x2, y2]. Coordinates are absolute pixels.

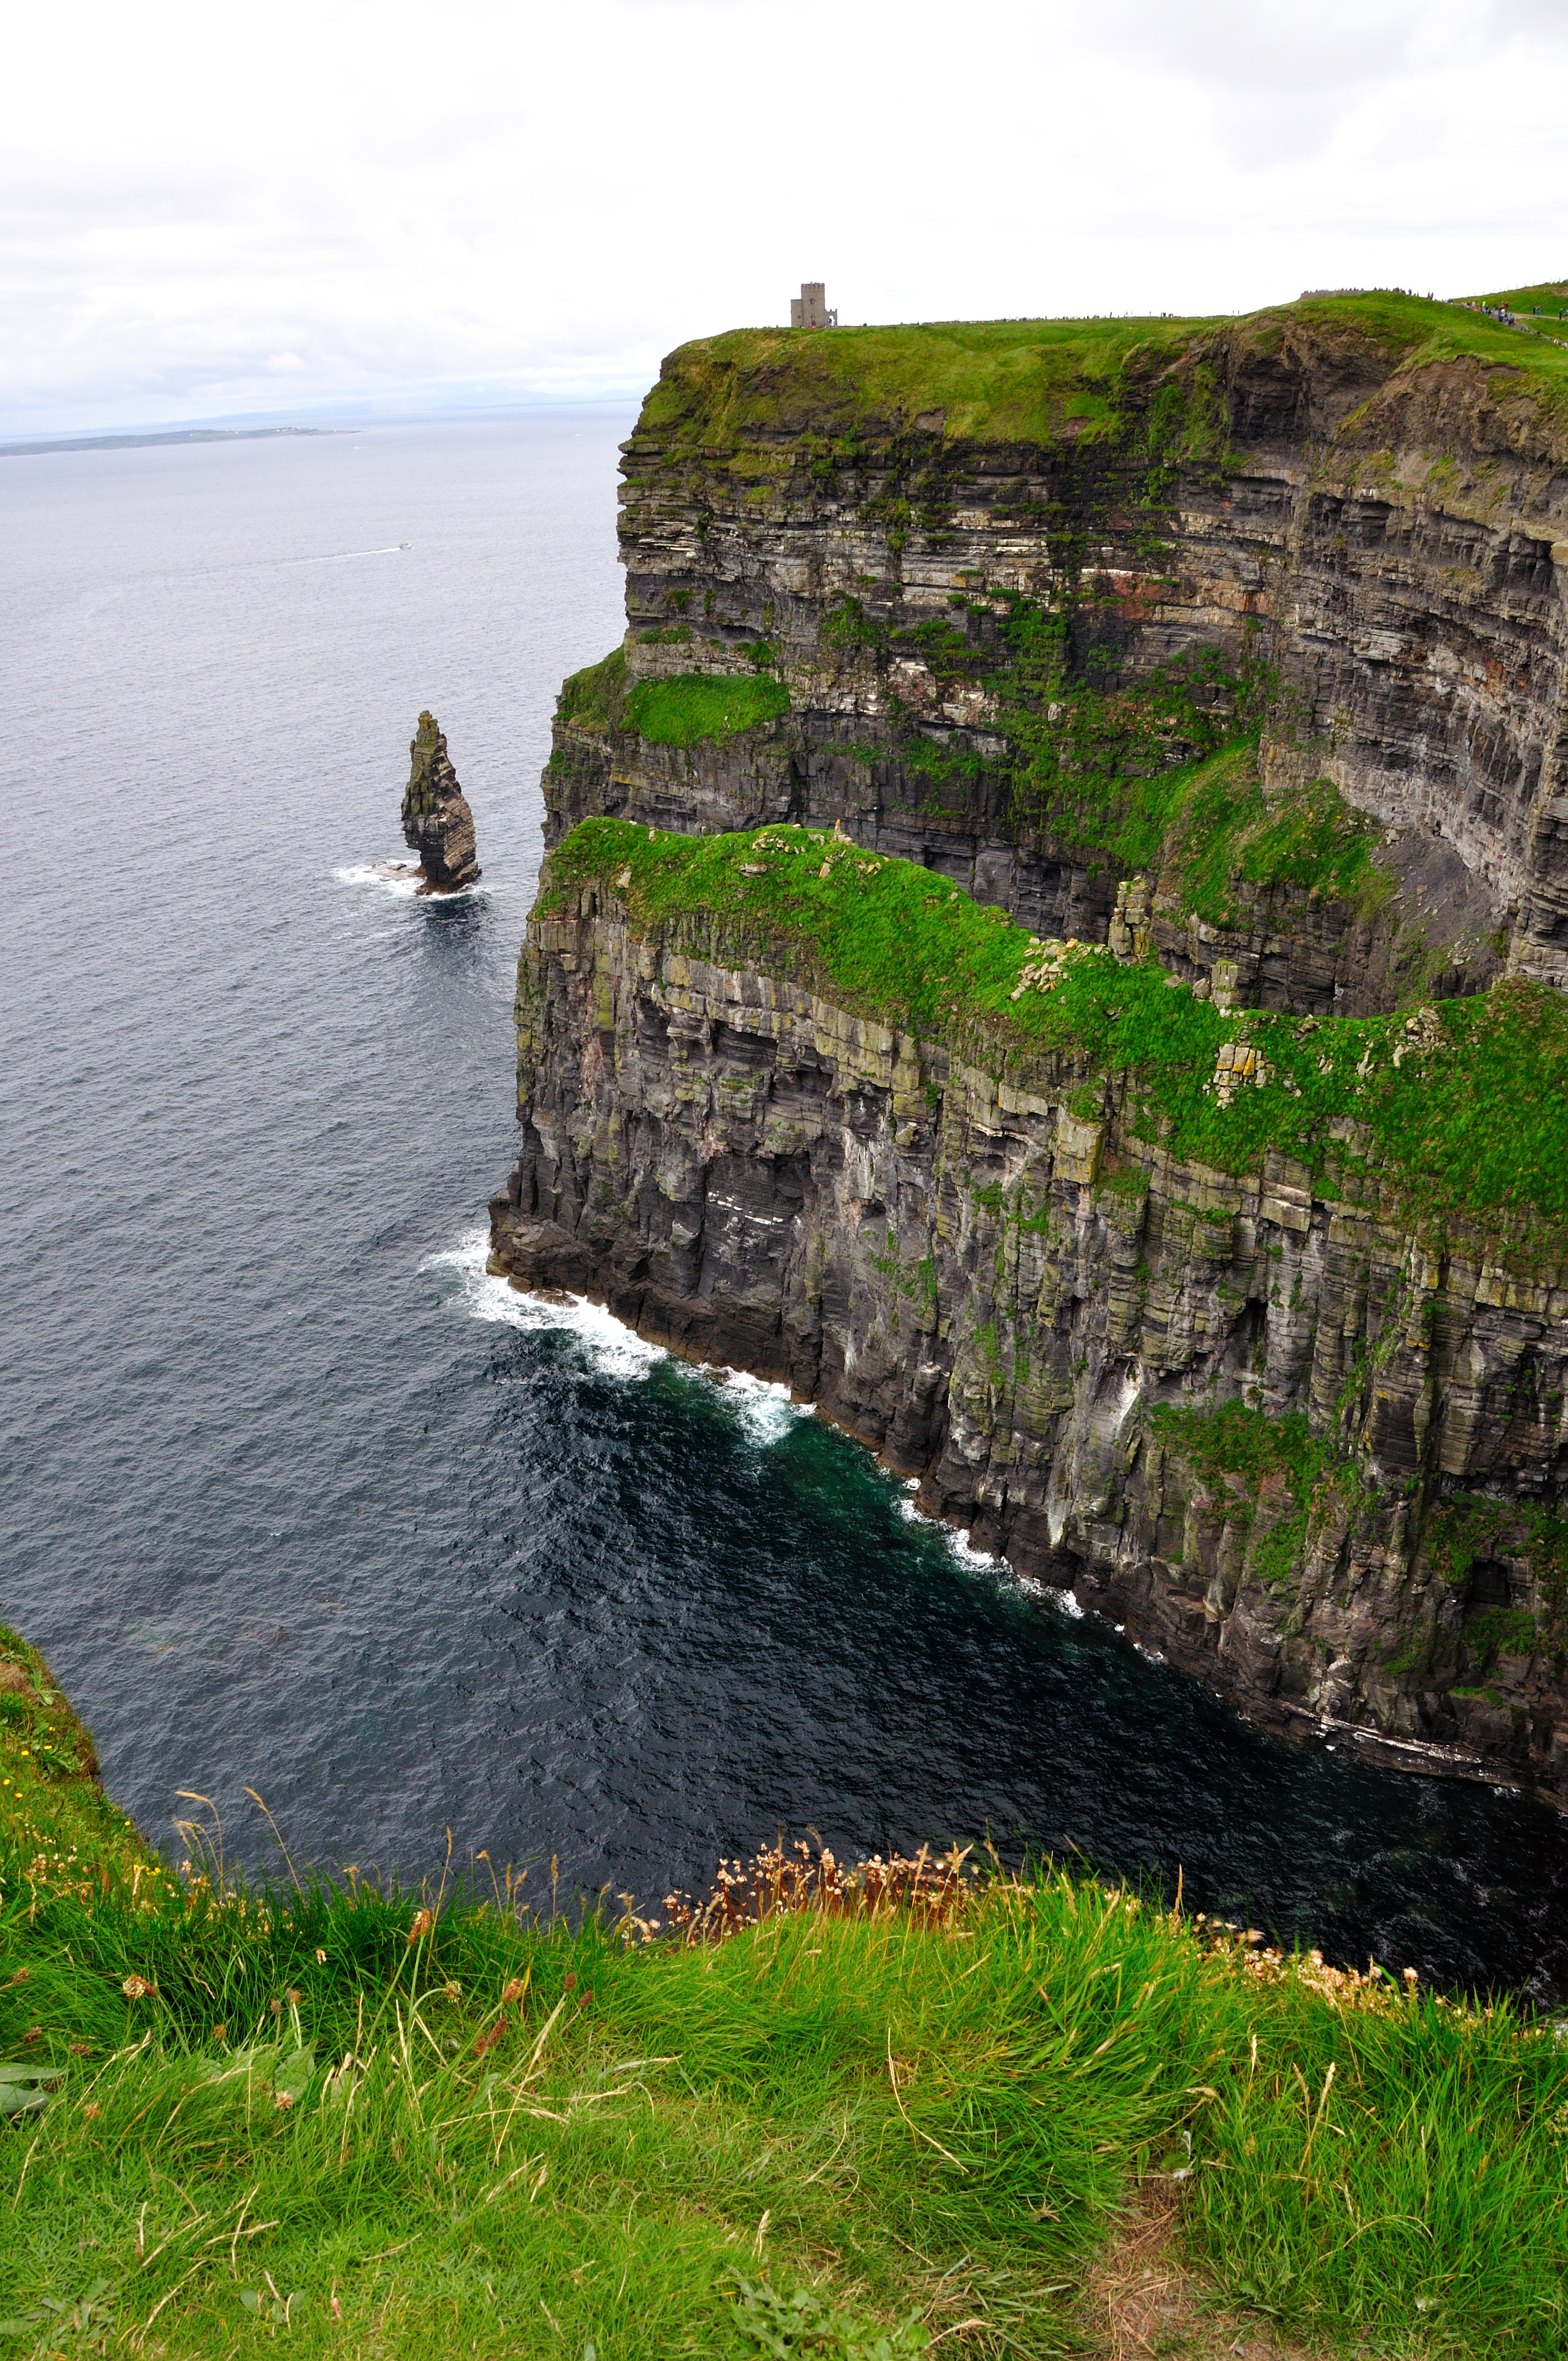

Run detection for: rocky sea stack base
[[401, 710, 480, 890]]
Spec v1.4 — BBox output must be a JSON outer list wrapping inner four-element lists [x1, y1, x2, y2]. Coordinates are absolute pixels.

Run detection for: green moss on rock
[[1148, 1400, 1344, 1589], [557, 646, 630, 736], [554, 654, 791, 750]]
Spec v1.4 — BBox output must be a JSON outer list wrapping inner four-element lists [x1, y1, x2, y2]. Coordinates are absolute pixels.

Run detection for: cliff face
[[499, 293, 1568, 1803], [544, 299, 1568, 1013], [491, 828, 1568, 1805], [403, 711, 481, 889]]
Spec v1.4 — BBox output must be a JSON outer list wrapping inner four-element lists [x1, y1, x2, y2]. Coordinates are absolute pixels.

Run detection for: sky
[[4, 0, 1566, 438]]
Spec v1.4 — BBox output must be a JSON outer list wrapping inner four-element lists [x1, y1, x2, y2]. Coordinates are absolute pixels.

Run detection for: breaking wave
[[423, 1230, 666, 1381], [335, 859, 424, 897], [425, 1233, 815, 1440]]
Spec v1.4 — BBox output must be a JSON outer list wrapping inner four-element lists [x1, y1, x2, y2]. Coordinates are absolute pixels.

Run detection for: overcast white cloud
[[3, 0, 1565, 435]]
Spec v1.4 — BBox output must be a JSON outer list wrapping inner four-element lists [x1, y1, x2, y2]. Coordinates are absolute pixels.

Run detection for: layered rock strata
[[402, 711, 481, 890], [543, 302, 1568, 1011], [490, 878, 1568, 1805]]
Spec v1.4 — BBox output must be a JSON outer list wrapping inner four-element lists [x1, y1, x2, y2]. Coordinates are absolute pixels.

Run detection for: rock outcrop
[[402, 711, 481, 890], [491, 836, 1568, 1807]]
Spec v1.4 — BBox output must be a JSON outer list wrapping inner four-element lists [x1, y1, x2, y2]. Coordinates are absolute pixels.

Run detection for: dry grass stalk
[[658, 1837, 982, 1943]]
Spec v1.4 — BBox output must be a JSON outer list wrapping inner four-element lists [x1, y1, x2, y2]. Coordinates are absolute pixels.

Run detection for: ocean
[[5, 410, 1568, 1999]]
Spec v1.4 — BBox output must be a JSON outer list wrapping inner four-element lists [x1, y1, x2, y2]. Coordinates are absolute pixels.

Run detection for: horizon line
[[0, 388, 648, 453]]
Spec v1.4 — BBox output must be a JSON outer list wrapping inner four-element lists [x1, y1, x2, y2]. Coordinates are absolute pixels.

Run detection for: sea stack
[[401, 711, 481, 890]]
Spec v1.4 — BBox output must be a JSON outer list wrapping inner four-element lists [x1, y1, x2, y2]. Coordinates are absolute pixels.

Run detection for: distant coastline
[[0, 425, 344, 459]]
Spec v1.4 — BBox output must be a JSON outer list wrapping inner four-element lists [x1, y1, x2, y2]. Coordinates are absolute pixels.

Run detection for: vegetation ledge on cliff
[[541, 817, 1568, 1267]]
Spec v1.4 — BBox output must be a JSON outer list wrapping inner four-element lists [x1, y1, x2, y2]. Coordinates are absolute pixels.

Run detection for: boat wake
[[289, 543, 411, 565]]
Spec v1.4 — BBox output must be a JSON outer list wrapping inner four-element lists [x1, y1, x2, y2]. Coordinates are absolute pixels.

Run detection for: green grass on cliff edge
[[542, 818, 1568, 1257], [0, 1625, 154, 1899], [636, 289, 1568, 450], [7, 1685, 1568, 2361], [624, 672, 792, 746], [556, 651, 791, 749]]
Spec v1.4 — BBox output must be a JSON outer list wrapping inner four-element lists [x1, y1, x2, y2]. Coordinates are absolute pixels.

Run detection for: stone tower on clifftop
[[790, 282, 837, 328]]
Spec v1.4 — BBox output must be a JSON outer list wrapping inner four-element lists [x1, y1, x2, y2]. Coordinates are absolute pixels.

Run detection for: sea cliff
[[547, 289, 1568, 1012], [498, 282, 1568, 1800], [491, 821, 1568, 1802]]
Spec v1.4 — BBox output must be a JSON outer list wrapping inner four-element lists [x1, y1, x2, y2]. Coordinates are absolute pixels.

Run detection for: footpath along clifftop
[[493, 282, 1568, 1804]]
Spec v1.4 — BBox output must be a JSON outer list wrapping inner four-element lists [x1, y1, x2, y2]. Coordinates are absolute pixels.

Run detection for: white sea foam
[[335, 859, 424, 898], [894, 1486, 1086, 1619], [423, 1230, 665, 1380], [336, 858, 483, 902], [702, 1364, 814, 1446], [895, 1484, 1030, 1585], [428, 1231, 830, 1434], [431, 1233, 1108, 1598]]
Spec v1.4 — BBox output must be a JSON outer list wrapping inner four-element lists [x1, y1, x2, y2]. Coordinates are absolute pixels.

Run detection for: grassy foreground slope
[[8, 1827, 1568, 2356], [0, 1624, 158, 1903], [5, 1638, 1568, 2355]]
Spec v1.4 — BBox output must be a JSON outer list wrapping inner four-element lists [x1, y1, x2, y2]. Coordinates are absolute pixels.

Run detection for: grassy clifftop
[[639, 314, 1221, 448], [635, 289, 1568, 451], [542, 818, 1568, 1259], [4, 1657, 1568, 2357]]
